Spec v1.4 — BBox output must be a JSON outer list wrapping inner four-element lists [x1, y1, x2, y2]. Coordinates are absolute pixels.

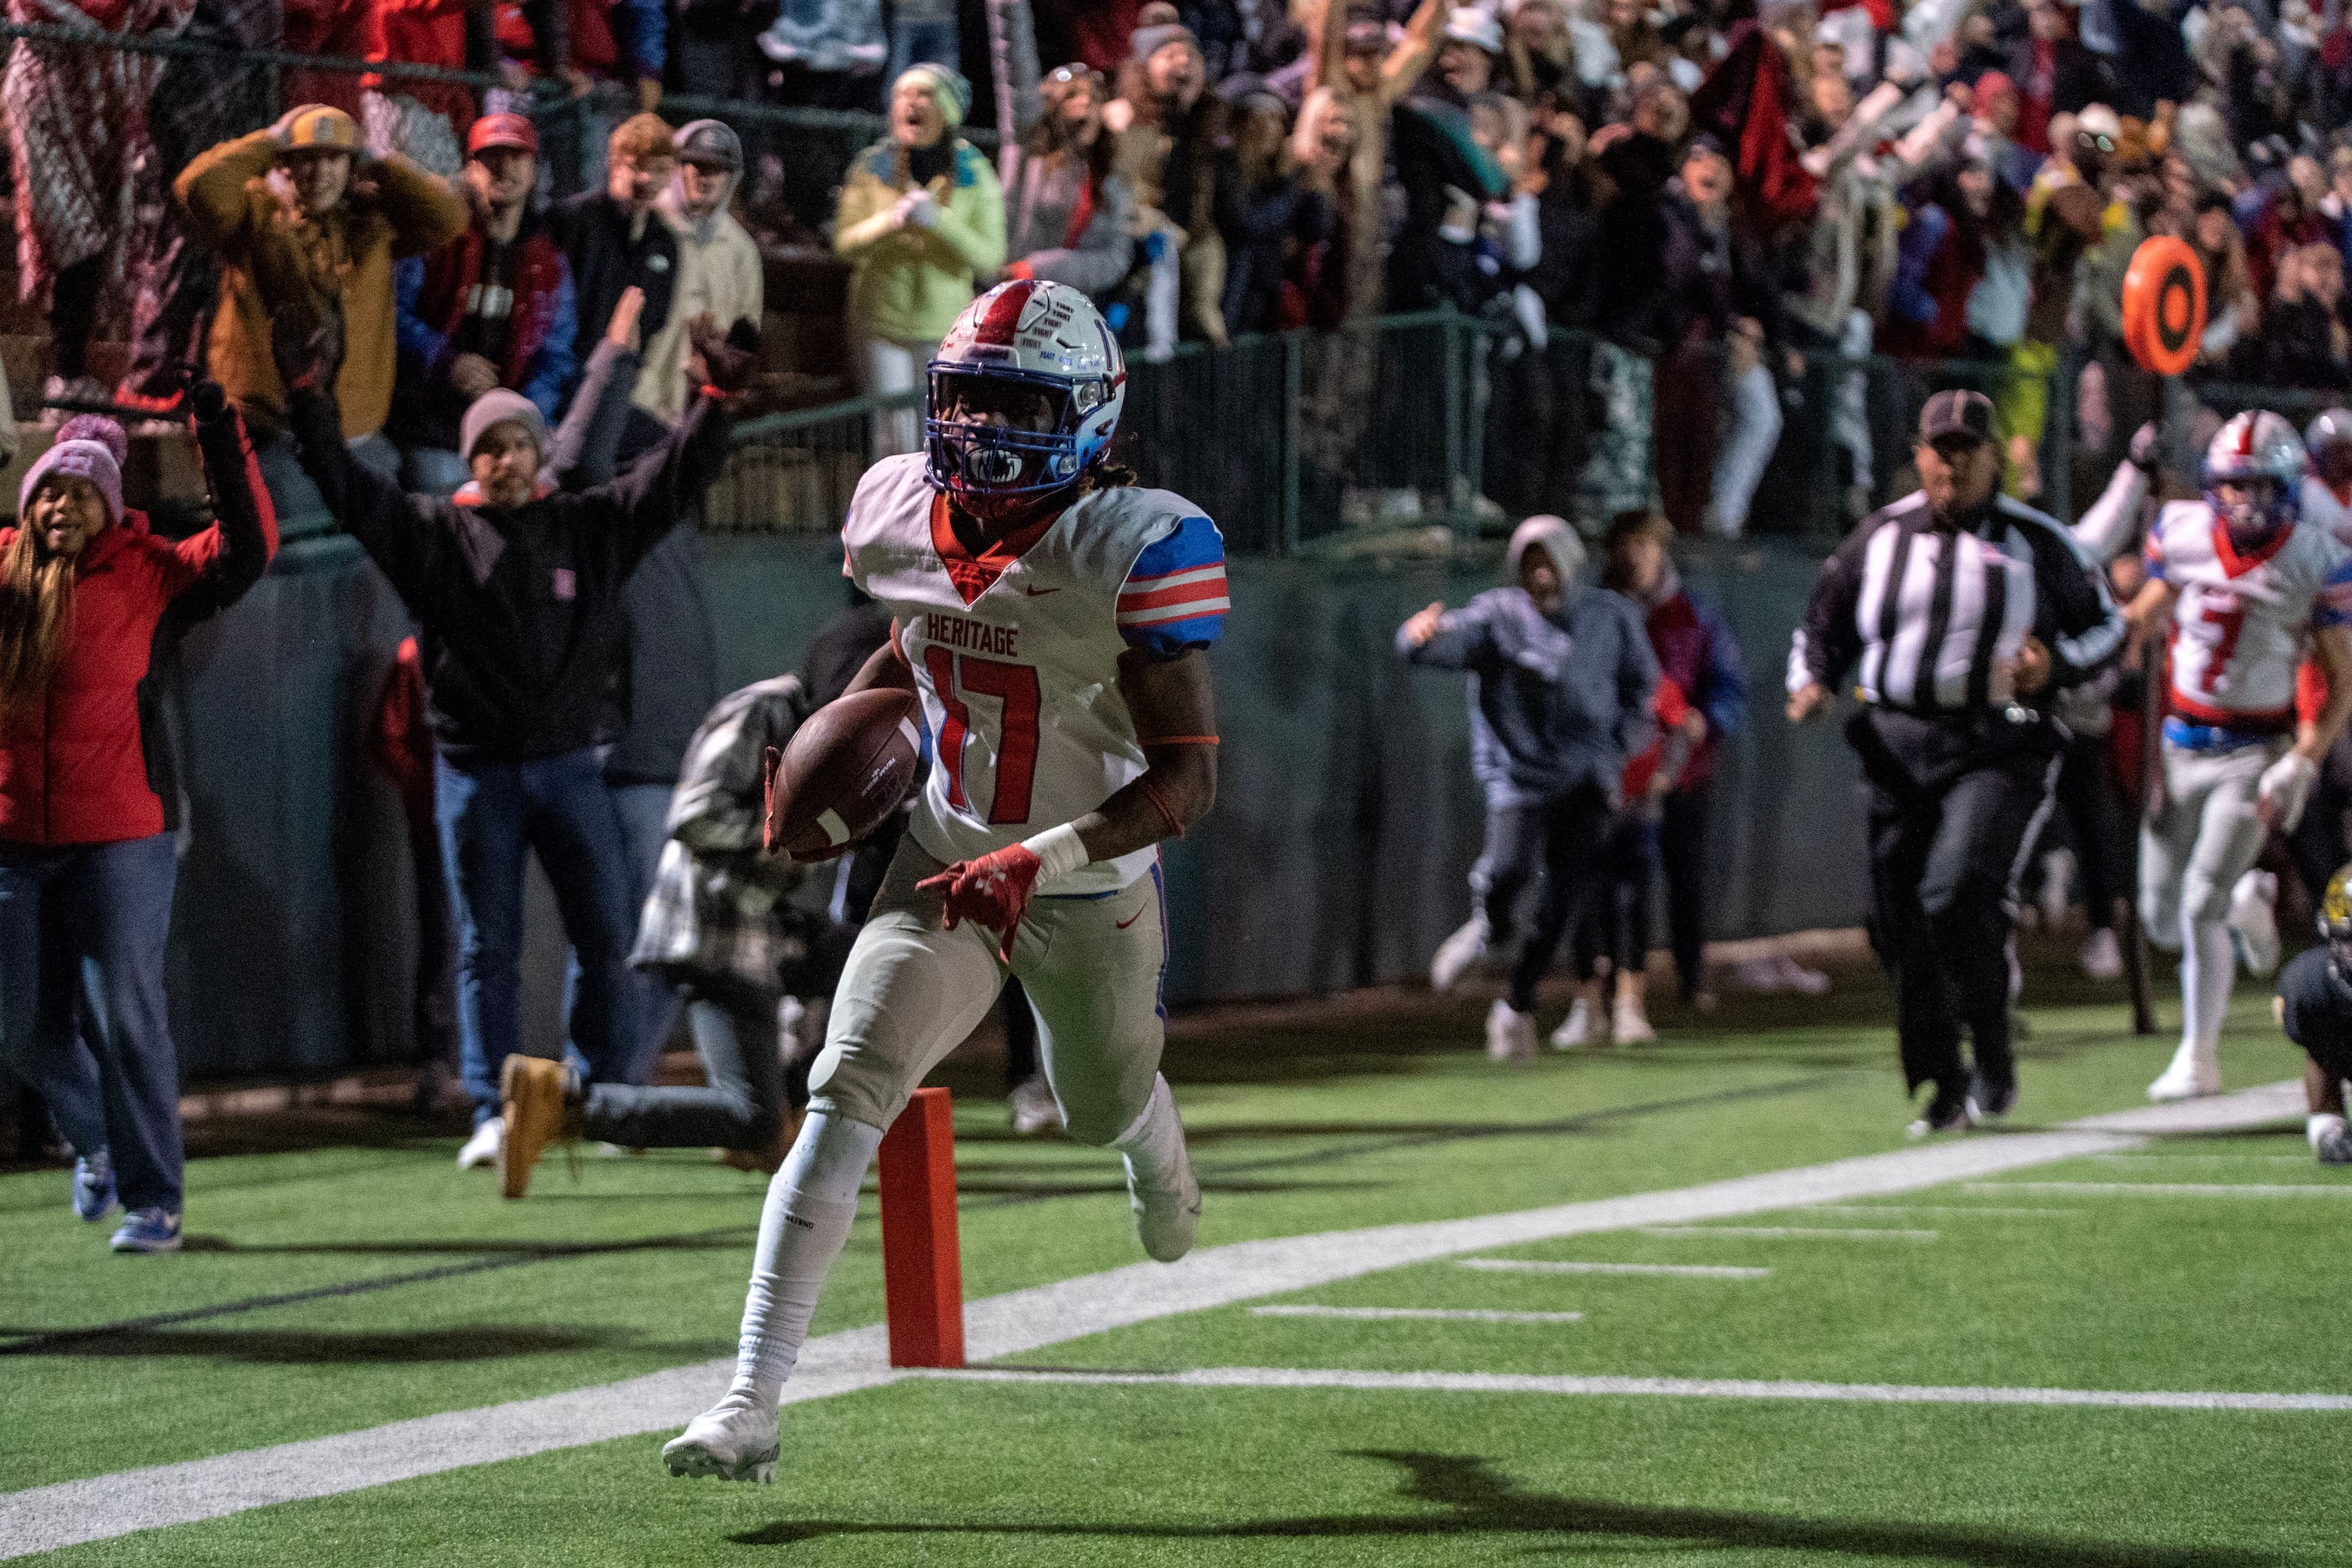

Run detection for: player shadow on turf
[[729, 1449, 2278, 1566], [0, 1324, 728, 1363]]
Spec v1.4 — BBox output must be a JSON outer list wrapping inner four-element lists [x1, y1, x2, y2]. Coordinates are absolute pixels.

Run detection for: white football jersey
[[842, 454, 1229, 896], [2147, 499, 2352, 727], [2302, 475, 2352, 551]]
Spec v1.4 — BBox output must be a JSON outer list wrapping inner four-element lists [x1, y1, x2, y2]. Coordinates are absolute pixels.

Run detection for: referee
[[1788, 391, 2127, 1134]]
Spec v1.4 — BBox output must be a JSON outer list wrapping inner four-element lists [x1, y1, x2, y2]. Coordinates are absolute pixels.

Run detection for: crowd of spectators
[[20, 0, 2352, 539]]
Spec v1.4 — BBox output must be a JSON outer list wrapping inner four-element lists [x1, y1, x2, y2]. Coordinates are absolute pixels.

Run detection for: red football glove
[[918, 844, 1043, 959]]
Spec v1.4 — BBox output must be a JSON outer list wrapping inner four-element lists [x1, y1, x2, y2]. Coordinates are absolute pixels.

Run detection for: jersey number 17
[[923, 648, 1040, 825]]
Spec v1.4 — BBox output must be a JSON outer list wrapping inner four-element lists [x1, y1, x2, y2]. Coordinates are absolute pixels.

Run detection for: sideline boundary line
[[0, 1081, 2303, 1560], [923, 1363, 2352, 1413]]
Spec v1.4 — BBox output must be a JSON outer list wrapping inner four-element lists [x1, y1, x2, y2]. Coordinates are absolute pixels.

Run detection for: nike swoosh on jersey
[[1024, 585, 1062, 596], [1115, 904, 1146, 929]]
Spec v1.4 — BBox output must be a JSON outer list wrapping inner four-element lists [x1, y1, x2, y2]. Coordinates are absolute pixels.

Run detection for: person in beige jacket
[[834, 64, 1007, 453], [177, 104, 469, 531], [636, 120, 766, 427]]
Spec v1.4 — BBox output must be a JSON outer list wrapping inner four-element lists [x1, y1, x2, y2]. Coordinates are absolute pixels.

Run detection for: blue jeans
[[0, 835, 185, 1212], [258, 428, 398, 539], [435, 749, 643, 1124], [564, 779, 676, 1085], [887, 15, 959, 82]]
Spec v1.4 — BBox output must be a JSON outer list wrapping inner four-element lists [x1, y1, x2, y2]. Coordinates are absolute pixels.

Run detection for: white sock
[[2309, 1114, 2346, 1151], [2177, 910, 2234, 1072], [728, 1110, 884, 1407], [1113, 1074, 1187, 1191]]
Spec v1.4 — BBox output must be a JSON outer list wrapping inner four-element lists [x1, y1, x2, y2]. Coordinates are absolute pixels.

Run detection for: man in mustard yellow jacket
[[177, 104, 469, 533]]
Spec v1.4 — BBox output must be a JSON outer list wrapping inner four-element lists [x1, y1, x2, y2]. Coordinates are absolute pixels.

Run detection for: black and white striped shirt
[[1790, 492, 2127, 716]]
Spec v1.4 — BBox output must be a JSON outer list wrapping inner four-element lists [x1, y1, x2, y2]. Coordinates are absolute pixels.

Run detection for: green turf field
[[6, 946, 2350, 1566]]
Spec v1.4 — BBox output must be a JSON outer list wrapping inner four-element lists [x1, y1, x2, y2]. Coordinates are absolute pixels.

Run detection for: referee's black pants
[[1849, 711, 2059, 1097]]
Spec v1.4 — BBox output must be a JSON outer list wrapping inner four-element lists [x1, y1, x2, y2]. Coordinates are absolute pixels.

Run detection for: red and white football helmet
[[2204, 409, 2305, 539], [926, 279, 1126, 504]]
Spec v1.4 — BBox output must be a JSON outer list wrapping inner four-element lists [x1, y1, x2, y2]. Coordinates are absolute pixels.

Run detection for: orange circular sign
[[2122, 235, 2208, 377]]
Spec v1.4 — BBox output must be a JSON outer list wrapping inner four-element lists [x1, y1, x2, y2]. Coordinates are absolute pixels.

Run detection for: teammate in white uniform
[[2302, 409, 2352, 549], [2127, 412, 2352, 1101], [660, 281, 1227, 1485]]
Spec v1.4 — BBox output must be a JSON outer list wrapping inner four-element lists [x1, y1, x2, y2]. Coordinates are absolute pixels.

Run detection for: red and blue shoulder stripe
[[1119, 516, 1228, 653]]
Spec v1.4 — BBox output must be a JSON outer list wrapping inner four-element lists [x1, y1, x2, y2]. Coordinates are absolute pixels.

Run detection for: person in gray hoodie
[[1399, 514, 1658, 1059]]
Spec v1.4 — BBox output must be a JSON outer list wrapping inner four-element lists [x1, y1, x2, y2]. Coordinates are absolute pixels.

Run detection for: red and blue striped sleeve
[[1118, 516, 1228, 654]]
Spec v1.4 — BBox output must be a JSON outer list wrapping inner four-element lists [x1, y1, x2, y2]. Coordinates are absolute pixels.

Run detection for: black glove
[[270, 301, 345, 400], [687, 315, 758, 397], [188, 376, 230, 425]]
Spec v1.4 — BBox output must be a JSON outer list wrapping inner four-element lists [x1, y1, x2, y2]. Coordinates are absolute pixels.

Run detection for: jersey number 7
[[923, 648, 1041, 825], [2193, 599, 2248, 696]]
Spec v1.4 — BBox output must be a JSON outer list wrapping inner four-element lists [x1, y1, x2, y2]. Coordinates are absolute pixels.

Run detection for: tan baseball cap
[[285, 105, 362, 154]]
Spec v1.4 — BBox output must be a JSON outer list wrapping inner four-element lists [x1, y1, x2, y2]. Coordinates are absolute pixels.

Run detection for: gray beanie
[[673, 118, 744, 171], [1132, 18, 1203, 61], [459, 389, 548, 463]]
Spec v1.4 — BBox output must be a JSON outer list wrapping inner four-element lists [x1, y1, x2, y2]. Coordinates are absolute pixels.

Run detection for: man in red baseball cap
[[390, 108, 579, 493]]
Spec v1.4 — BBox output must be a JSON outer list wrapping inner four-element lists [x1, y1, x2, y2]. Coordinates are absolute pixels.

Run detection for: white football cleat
[[1486, 999, 1537, 1061], [1548, 997, 1603, 1050], [2147, 1048, 2222, 1103], [663, 1393, 780, 1484], [1774, 954, 1831, 995], [2078, 927, 2123, 981], [1125, 1147, 1201, 1262], [2227, 869, 2280, 978], [1429, 913, 1490, 994], [1611, 999, 1657, 1045], [456, 1117, 503, 1171]]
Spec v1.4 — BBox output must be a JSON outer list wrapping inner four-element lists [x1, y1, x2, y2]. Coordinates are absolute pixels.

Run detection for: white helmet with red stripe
[[926, 279, 1125, 504], [2204, 409, 2305, 539]]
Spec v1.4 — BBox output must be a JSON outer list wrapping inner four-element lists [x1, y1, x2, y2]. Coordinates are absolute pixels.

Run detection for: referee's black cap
[[1919, 389, 1997, 448]]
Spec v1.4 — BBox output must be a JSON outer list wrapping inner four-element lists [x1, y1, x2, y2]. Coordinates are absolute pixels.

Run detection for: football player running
[[2127, 412, 2352, 1102], [663, 280, 1227, 1484]]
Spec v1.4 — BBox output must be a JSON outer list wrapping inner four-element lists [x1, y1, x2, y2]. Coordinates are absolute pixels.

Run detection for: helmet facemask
[[2209, 475, 2296, 546], [925, 364, 1105, 518]]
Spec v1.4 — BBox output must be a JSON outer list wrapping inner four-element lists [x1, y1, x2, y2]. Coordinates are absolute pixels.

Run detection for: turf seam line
[[0, 1080, 2304, 1562], [1965, 1181, 2352, 1198], [1639, 1225, 1940, 1240], [911, 1364, 2352, 1413]]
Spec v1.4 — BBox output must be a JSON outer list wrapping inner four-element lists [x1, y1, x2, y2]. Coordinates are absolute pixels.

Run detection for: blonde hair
[[0, 520, 76, 732]]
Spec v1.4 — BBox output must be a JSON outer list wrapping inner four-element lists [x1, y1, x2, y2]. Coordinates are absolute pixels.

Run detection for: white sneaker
[[1773, 953, 1830, 995], [1429, 913, 1490, 994], [1611, 999, 1657, 1044], [2228, 869, 2280, 979], [663, 1392, 780, 1483], [1486, 999, 1537, 1061], [1008, 1075, 1063, 1136], [1733, 957, 1788, 993], [1125, 1145, 1201, 1262], [456, 1117, 504, 1170], [2079, 927, 2124, 981], [1549, 997, 1604, 1050], [2147, 1049, 2222, 1103]]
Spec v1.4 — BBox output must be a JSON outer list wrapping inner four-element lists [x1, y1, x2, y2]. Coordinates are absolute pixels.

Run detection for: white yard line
[[1966, 1181, 2352, 1199], [1641, 1225, 1939, 1241], [1456, 1259, 1769, 1279], [2091, 1153, 2311, 1165], [0, 1080, 2304, 1561], [1249, 1305, 1584, 1324], [921, 1364, 2352, 1414]]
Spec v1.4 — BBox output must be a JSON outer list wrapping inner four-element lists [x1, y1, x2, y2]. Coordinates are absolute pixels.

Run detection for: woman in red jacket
[[0, 381, 277, 1253]]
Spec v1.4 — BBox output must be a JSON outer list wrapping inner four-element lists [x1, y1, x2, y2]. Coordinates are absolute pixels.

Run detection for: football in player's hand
[[764, 688, 923, 861]]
